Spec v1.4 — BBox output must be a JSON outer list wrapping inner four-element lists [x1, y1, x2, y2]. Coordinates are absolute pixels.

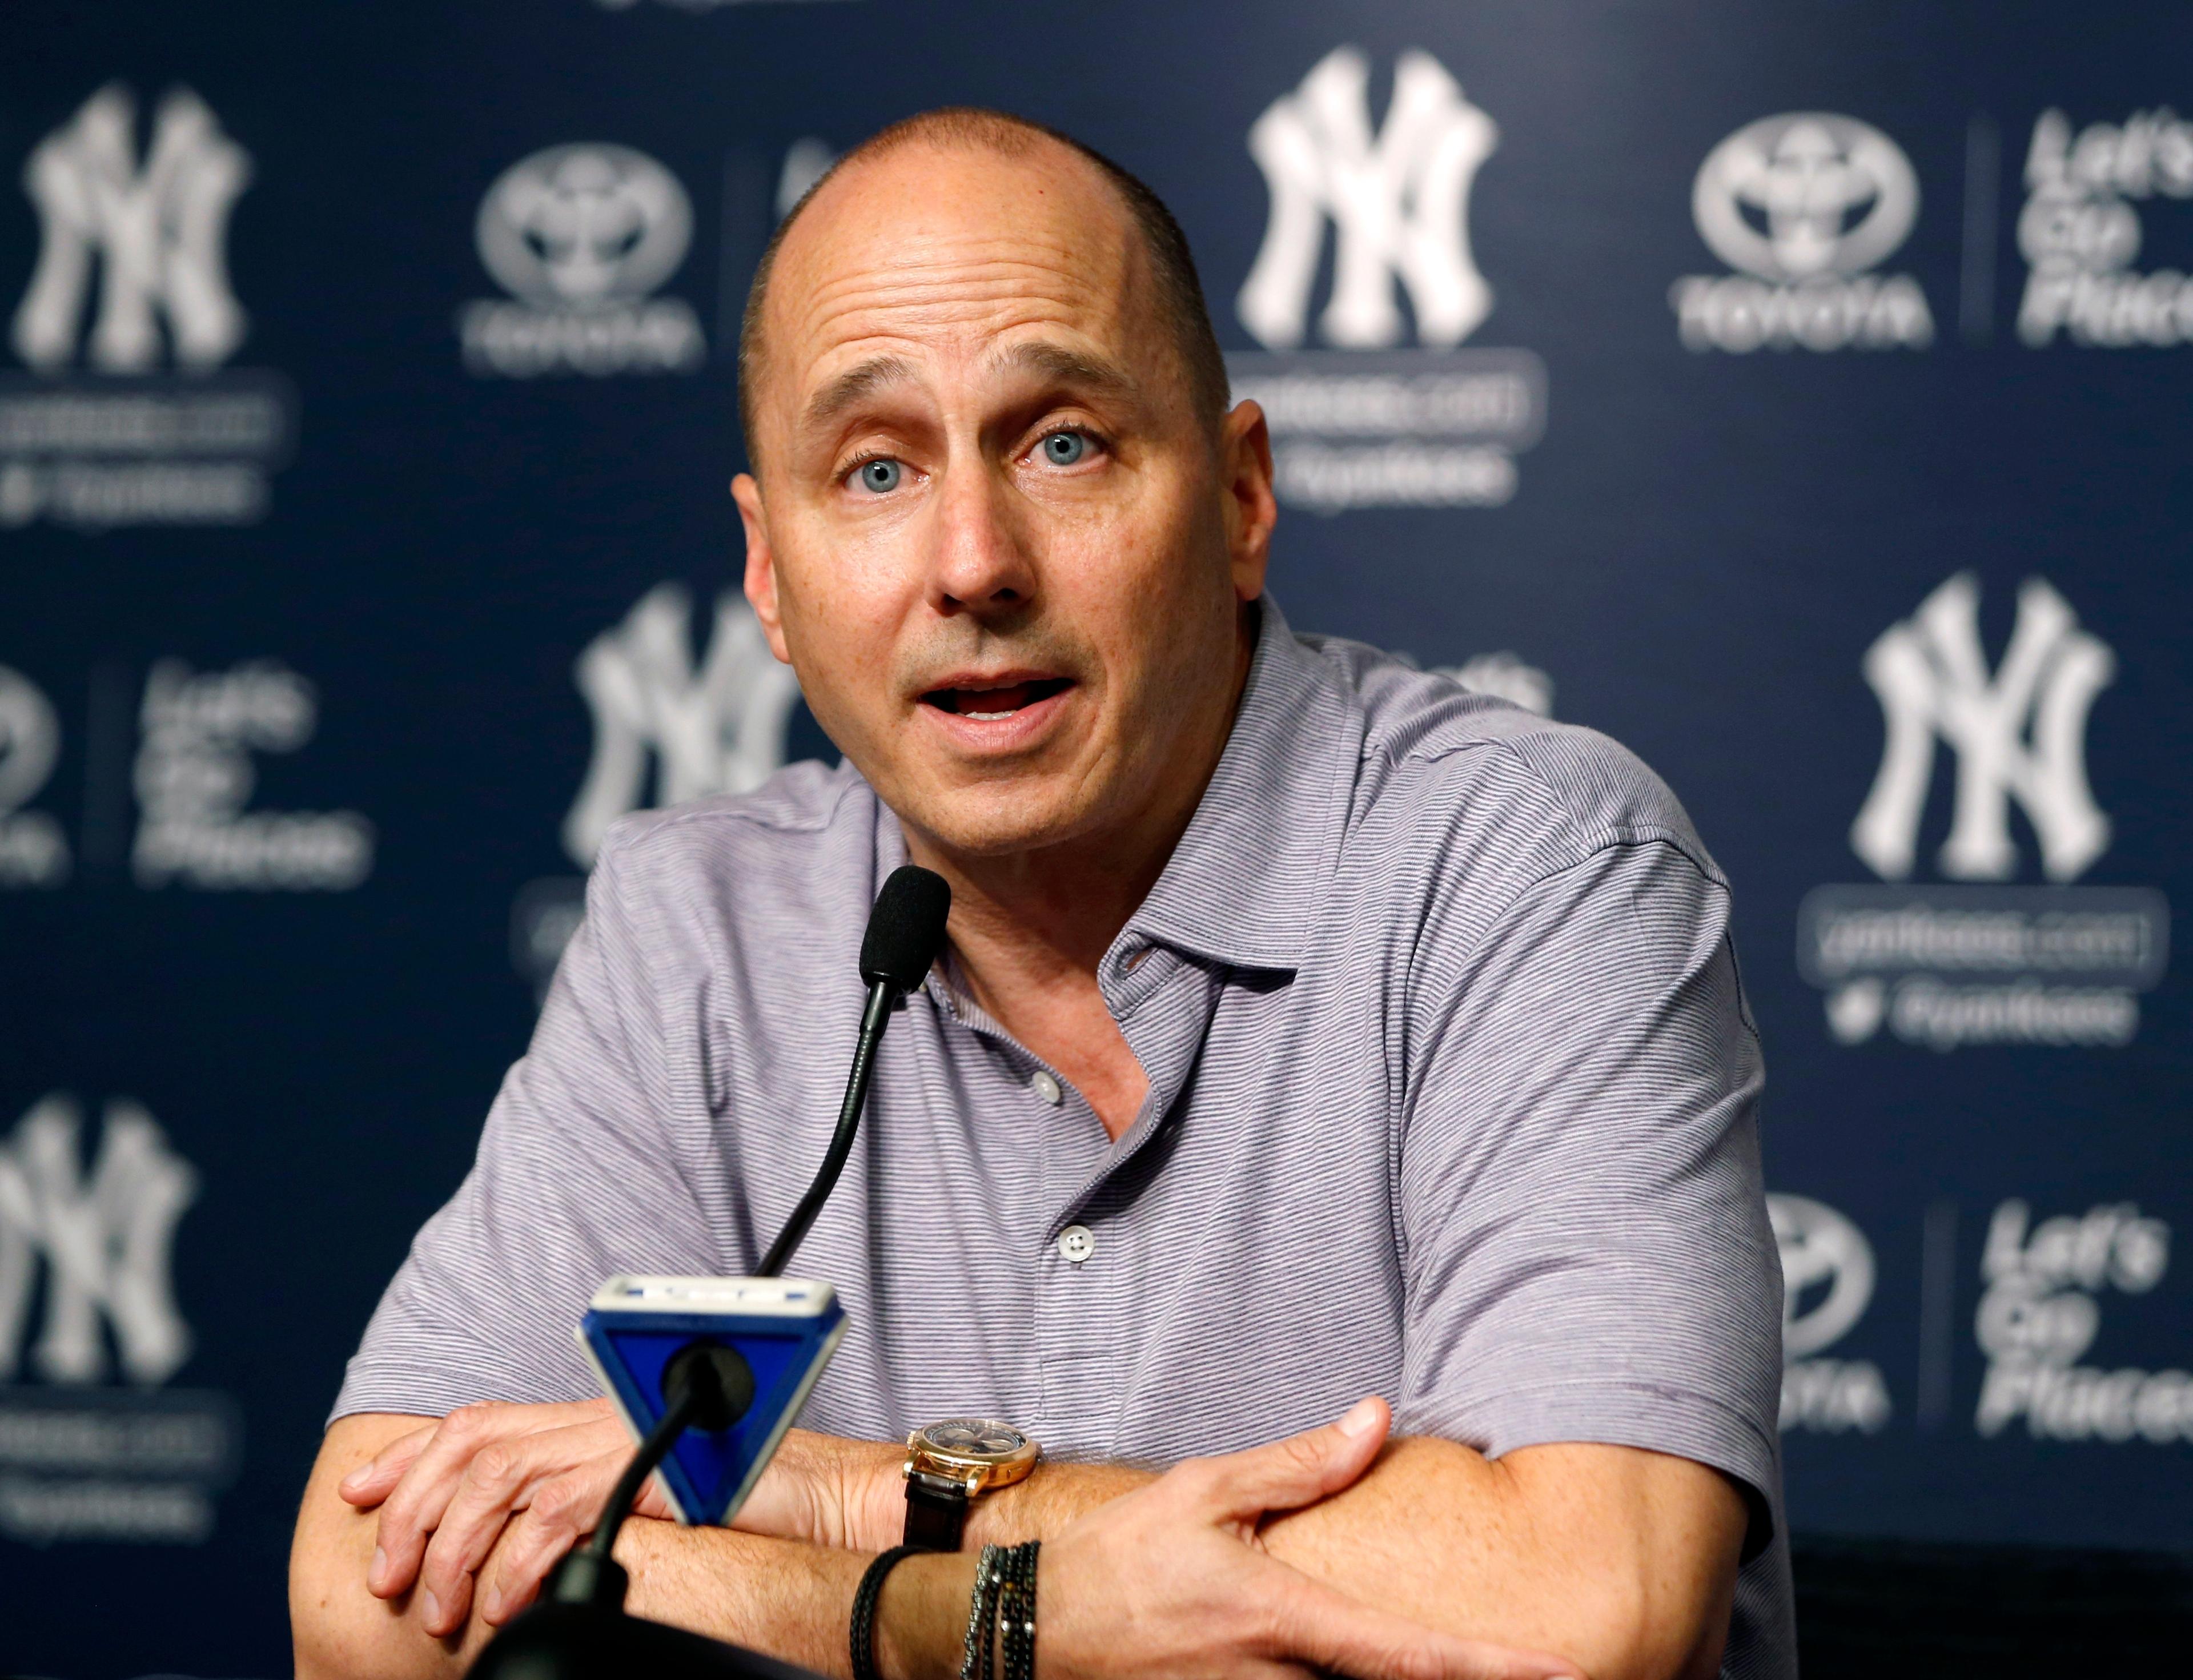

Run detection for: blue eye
[[1041, 431, 1088, 466], [855, 458, 902, 493]]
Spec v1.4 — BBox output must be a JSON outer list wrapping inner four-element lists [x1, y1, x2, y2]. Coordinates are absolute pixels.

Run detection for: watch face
[[920, 1418, 1027, 1459]]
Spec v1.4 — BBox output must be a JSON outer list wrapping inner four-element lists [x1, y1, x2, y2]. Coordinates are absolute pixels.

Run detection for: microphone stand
[[756, 976, 894, 1277]]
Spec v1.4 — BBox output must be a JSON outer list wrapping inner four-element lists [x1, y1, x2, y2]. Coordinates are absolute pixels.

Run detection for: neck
[[905, 609, 1257, 1007]]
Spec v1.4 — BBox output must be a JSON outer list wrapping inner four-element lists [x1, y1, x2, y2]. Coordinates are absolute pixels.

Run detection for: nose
[[925, 453, 1036, 621]]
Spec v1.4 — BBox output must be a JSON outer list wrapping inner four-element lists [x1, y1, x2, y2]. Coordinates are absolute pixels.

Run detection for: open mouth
[[921, 677, 1073, 721]]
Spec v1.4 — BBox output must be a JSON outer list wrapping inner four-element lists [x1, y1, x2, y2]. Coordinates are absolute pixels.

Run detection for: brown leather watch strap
[[903, 1466, 971, 1550]]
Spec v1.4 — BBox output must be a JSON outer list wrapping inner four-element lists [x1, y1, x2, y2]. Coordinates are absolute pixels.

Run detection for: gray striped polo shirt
[[337, 597, 1795, 1677]]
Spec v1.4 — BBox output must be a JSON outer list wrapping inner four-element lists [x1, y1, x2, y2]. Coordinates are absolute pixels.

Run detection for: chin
[[904, 784, 1101, 860]]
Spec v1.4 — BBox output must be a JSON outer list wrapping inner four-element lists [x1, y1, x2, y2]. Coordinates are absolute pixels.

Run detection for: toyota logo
[[476, 143, 693, 307], [1769, 1193, 1877, 1359], [1693, 114, 1919, 283]]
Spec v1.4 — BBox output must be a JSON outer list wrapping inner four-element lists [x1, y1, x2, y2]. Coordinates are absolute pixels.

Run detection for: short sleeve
[[1393, 835, 1782, 1556], [331, 842, 722, 1422]]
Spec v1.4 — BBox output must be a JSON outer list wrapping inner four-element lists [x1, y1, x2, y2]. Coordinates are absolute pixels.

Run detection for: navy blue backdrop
[[2, 2, 2187, 1674]]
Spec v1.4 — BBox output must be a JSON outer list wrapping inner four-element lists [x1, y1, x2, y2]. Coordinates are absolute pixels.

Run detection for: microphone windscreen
[[859, 865, 952, 991]]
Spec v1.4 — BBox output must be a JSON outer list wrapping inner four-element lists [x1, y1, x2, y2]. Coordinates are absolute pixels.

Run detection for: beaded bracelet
[[998, 1540, 1039, 1680], [958, 1540, 1040, 1680], [958, 1546, 1001, 1680]]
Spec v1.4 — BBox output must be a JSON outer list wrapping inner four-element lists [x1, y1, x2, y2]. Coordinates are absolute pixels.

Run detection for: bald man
[[291, 111, 1794, 1680]]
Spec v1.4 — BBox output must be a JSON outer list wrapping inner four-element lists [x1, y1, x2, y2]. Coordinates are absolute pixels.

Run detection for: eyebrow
[[800, 354, 916, 432], [798, 341, 1142, 436], [987, 340, 1138, 400]]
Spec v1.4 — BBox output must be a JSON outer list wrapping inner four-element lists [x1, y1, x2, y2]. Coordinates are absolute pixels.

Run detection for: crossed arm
[[289, 1396, 1746, 1680]]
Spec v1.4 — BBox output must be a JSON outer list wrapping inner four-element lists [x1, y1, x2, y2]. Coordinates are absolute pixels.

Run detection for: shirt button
[[1057, 1225, 1095, 1264], [1030, 1070, 1063, 1107]]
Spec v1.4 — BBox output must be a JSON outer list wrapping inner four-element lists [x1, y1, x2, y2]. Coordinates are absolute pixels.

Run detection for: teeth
[[927, 678, 1065, 719]]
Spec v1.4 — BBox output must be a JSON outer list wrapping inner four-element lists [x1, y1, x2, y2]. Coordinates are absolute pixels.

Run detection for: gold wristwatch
[[901, 1418, 1041, 1550]]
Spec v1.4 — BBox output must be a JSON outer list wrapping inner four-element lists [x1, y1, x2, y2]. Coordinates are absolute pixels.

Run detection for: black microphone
[[559, 866, 947, 1593], [572, 865, 947, 1584], [757, 863, 950, 1276], [467, 869, 951, 1679]]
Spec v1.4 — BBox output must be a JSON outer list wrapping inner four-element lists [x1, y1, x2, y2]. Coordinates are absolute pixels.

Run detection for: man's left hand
[[337, 1398, 893, 1636]]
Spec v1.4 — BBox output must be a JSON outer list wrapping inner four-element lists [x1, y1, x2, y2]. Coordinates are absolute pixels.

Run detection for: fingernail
[[1337, 1397, 1381, 1438], [482, 1585, 503, 1622], [419, 1589, 441, 1630], [340, 1467, 368, 1495], [367, 1547, 387, 1592]]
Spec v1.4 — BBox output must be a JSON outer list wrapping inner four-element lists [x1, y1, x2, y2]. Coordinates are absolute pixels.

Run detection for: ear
[[1217, 399, 1278, 603], [733, 472, 794, 664]]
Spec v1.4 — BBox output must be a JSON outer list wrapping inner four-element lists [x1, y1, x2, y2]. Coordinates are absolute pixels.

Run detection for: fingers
[[1192, 1396, 1392, 1523], [476, 1470, 614, 1626], [366, 1400, 610, 1601], [1262, 1570, 1581, 1680], [338, 1421, 435, 1508], [412, 1417, 629, 1635]]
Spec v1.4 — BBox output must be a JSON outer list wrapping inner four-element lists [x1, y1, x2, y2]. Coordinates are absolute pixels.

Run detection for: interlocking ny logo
[[1851, 573, 2114, 883], [563, 585, 803, 866], [13, 84, 252, 374], [0, 1095, 197, 1385], [1239, 46, 1497, 351]]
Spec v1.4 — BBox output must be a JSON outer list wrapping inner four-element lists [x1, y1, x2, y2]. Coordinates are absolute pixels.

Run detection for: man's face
[[734, 140, 1274, 862]]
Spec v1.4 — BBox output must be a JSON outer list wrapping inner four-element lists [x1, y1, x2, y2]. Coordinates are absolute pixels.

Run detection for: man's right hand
[[336, 1398, 900, 1635], [934, 1397, 1581, 1680], [335, 1399, 670, 1634]]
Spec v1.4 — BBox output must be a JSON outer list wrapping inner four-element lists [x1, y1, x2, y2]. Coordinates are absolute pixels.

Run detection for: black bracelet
[[850, 1544, 926, 1680], [961, 1546, 1003, 1680], [957, 1540, 1039, 1680], [998, 1540, 1039, 1680]]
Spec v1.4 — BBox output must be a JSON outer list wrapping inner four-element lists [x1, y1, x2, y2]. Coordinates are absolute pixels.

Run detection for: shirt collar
[[1112, 594, 1359, 976]]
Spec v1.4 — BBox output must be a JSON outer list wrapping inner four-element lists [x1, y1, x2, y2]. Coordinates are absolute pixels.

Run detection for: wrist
[[874, 1551, 978, 1680], [962, 1470, 1034, 1548], [849, 1439, 911, 1552], [969, 1461, 1153, 1548]]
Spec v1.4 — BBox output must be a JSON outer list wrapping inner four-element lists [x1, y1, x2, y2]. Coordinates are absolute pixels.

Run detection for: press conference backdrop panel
[[2, 2, 2188, 1673]]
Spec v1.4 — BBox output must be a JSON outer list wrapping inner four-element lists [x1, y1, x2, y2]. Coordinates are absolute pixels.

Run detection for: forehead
[[762, 140, 1156, 402]]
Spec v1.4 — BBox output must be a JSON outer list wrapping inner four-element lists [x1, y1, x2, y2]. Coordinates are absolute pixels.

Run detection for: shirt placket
[[1031, 945, 1226, 1446]]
